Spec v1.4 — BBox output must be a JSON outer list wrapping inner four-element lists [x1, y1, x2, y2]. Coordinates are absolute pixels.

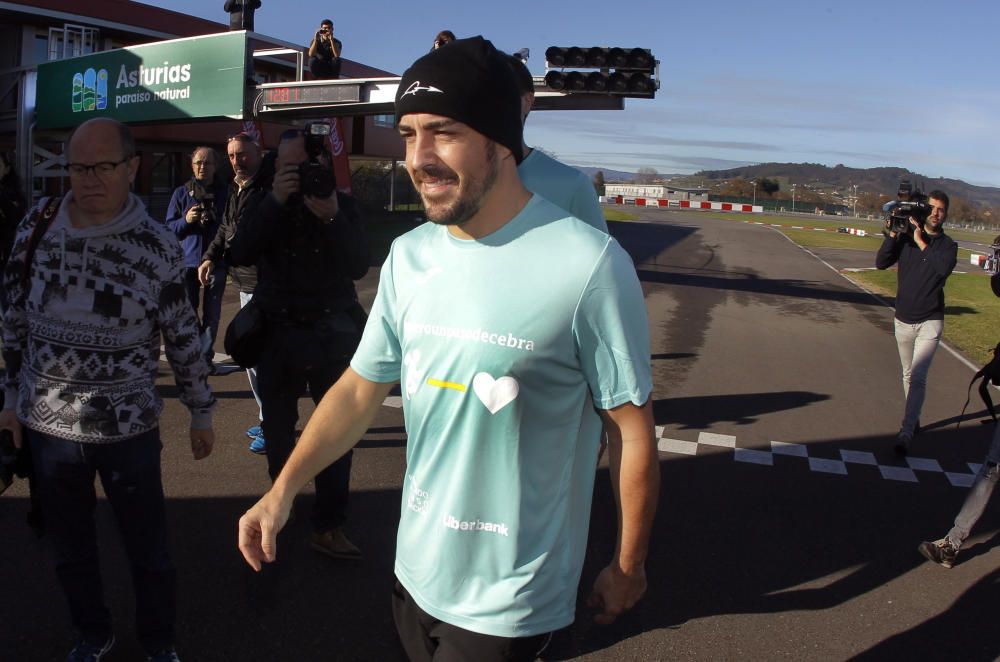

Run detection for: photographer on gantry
[[876, 187, 957, 455], [227, 125, 369, 560], [308, 19, 343, 79]]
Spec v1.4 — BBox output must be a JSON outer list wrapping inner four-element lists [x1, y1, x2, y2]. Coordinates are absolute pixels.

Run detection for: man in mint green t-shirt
[[238, 36, 659, 662], [507, 53, 607, 233]]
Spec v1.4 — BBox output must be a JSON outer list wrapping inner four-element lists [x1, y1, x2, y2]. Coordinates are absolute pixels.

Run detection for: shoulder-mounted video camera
[[883, 179, 931, 235], [298, 122, 336, 199]]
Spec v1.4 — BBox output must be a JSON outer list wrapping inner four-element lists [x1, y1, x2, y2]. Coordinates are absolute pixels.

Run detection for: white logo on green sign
[[72, 68, 108, 112]]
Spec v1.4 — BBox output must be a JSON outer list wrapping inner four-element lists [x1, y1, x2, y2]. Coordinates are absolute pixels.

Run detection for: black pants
[[310, 56, 342, 79], [256, 313, 358, 533], [182, 265, 226, 361], [30, 428, 175, 654], [391, 579, 552, 662]]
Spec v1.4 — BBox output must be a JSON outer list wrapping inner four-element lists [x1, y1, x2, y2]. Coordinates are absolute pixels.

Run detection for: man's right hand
[[238, 490, 292, 571], [0, 409, 23, 450], [197, 260, 214, 286], [271, 164, 301, 205], [185, 205, 203, 225]]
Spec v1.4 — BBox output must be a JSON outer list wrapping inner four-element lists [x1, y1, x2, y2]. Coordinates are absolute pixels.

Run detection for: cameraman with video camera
[[227, 124, 369, 559], [166, 147, 228, 370], [876, 186, 957, 454]]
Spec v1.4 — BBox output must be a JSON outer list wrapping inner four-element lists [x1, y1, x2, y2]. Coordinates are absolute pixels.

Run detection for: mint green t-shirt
[[351, 195, 651, 637], [518, 149, 608, 232]]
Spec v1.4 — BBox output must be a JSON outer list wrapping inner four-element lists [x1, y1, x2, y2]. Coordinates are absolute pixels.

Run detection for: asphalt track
[[3, 207, 999, 661]]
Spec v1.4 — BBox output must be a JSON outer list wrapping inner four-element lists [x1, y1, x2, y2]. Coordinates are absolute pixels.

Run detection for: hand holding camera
[[185, 204, 204, 225], [304, 190, 339, 222], [272, 163, 302, 205]]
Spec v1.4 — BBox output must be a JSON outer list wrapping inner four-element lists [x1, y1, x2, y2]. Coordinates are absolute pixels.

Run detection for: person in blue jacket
[[165, 147, 229, 371]]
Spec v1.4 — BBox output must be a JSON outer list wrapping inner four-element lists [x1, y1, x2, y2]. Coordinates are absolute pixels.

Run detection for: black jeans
[[182, 264, 227, 361], [309, 55, 342, 79], [257, 312, 359, 533], [29, 428, 175, 653]]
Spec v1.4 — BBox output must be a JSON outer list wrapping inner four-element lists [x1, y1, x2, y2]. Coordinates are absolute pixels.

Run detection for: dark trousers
[[29, 428, 175, 653], [183, 265, 227, 361], [310, 56, 342, 80], [391, 579, 552, 662], [257, 315, 358, 533]]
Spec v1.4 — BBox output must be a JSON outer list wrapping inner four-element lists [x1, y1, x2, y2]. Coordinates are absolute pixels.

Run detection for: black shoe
[[66, 634, 115, 662], [918, 538, 957, 569], [310, 527, 362, 560], [893, 431, 912, 456]]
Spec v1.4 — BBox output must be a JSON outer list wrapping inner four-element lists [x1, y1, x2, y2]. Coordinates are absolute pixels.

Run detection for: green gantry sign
[[36, 31, 248, 129]]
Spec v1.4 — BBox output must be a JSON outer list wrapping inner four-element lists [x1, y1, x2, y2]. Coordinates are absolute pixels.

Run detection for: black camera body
[[189, 180, 216, 226], [885, 179, 931, 234], [298, 122, 336, 199]]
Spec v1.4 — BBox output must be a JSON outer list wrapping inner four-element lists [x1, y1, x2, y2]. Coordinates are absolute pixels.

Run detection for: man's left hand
[[586, 563, 647, 625], [304, 193, 339, 223], [190, 427, 215, 460]]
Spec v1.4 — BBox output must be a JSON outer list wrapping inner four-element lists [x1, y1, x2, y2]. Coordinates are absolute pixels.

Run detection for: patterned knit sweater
[[1, 193, 215, 443]]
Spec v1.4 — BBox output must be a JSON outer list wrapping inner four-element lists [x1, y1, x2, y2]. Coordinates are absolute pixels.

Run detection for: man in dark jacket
[[165, 147, 228, 369], [200, 133, 272, 447], [876, 190, 957, 455], [308, 19, 342, 79], [228, 127, 369, 559]]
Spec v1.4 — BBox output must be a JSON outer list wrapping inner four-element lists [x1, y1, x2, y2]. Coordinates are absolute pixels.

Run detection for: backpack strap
[[20, 196, 62, 295]]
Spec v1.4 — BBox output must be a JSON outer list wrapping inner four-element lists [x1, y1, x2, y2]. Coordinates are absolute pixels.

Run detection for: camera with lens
[[189, 180, 216, 226], [297, 122, 336, 199], [884, 179, 931, 235]]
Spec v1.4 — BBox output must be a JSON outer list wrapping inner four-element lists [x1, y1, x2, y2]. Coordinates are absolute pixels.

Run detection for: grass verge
[[846, 269, 1000, 366], [604, 208, 638, 222]]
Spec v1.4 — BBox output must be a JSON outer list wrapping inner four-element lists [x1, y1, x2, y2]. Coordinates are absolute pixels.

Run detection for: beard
[[415, 142, 499, 227]]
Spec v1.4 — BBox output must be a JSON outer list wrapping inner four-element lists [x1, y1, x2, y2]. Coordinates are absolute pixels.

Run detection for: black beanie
[[395, 36, 524, 164]]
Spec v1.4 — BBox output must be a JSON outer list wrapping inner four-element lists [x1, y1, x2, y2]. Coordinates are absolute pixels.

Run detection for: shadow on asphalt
[[651, 353, 698, 361], [850, 566, 1000, 661], [607, 219, 695, 268], [5, 423, 999, 661], [636, 268, 881, 308], [609, 218, 883, 309], [542, 424, 1000, 661], [652, 391, 831, 429]]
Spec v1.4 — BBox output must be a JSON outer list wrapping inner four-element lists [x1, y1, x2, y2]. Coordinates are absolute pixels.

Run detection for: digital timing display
[[263, 85, 360, 106]]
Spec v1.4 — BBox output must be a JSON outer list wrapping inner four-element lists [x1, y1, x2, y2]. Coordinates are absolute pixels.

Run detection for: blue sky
[[161, 0, 1000, 187]]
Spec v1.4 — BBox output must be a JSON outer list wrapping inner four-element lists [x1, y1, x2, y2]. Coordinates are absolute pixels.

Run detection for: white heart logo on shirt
[[472, 373, 519, 414]]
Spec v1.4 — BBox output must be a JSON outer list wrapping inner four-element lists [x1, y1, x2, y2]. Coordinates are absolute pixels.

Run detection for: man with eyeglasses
[[0, 117, 215, 661], [200, 132, 273, 453], [165, 147, 228, 373], [308, 19, 343, 80]]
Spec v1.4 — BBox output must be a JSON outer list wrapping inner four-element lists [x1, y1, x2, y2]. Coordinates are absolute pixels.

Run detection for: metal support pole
[[16, 70, 37, 205], [389, 159, 396, 212]]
